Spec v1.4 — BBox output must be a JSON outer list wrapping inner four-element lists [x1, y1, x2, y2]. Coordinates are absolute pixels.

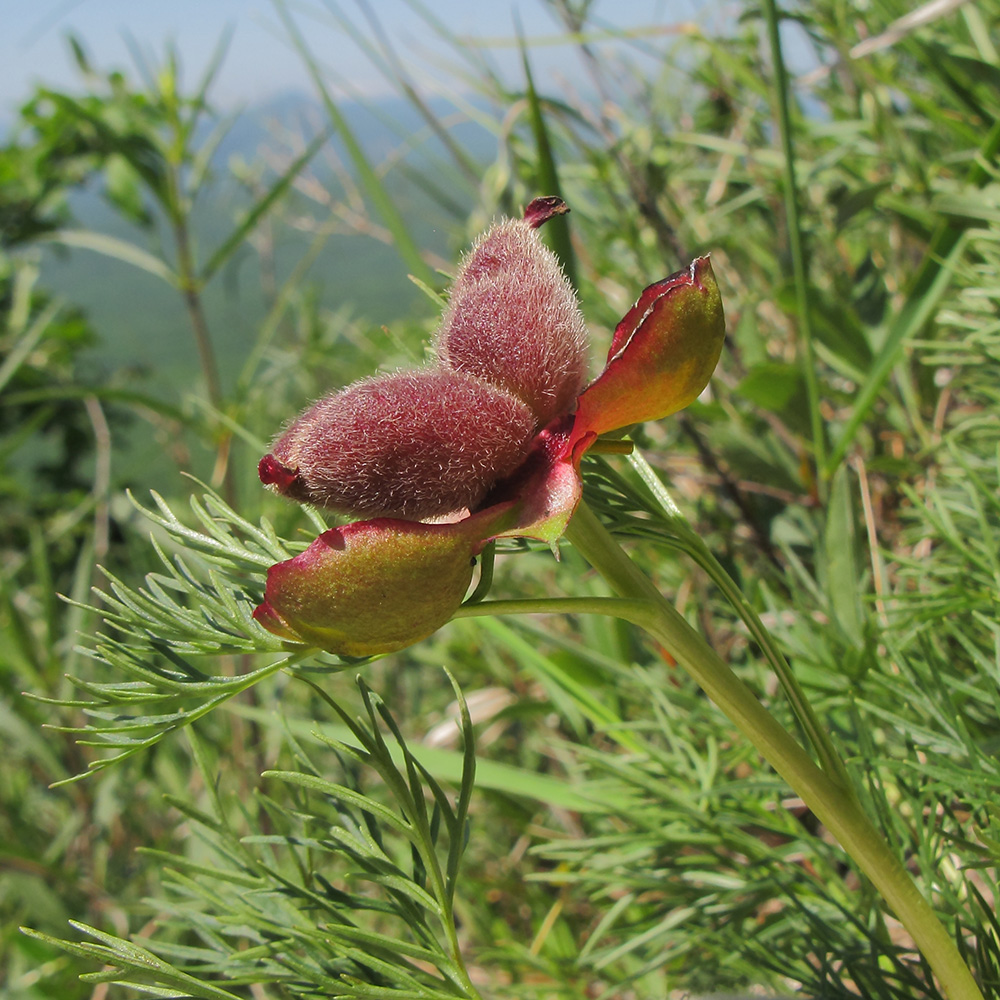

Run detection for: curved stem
[[563, 499, 984, 1000], [627, 450, 856, 796], [453, 596, 650, 621]]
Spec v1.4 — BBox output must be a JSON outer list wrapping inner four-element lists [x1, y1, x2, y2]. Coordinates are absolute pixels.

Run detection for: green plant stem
[[626, 450, 855, 796], [562, 499, 984, 1000], [172, 209, 235, 504], [163, 139, 235, 502], [180, 268, 224, 412], [762, 0, 826, 498], [162, 103, 224, 413], [170, 198, 224, 411], [453, 596, 650, 621]]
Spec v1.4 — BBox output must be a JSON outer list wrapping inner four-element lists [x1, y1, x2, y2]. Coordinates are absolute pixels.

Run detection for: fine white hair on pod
[[261, 369, 536, 519], [435, 216, 588, 428]]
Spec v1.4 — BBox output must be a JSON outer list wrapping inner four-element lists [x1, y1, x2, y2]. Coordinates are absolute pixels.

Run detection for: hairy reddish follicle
[[435, 202, 588, 428], [261, 197, 591, 525], [255, 195, 729, 657], [260, 369, 536, 519]]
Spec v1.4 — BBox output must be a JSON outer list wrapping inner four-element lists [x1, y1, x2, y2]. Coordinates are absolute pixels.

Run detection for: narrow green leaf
[[38, 229, 177, 284], [444, 667, 474, 900], [322, 923, 448, 967], [361, 872, 444, 917], [827, 230, 967, 473], [200, 126, 332, 283], [263, 770, 415, 838], [274, 0, 435, 286], [518, 28, 576, 288], [22, 923, 246, 1000], [136, 849, 261, 888], [407, 273, 448, 310], [192, 25, 235, 111], [68, 35, 93, 75], [0, 299, 61, 395]]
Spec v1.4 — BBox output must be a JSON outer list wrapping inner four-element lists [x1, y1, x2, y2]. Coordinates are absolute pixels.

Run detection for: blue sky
[[1, 1, 707, 113]]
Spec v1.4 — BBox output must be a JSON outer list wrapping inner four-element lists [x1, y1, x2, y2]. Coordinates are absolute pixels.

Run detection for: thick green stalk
[[562, 500, 984, 1000], [626, 450, 855, 795], [453, 596, 650, 622]]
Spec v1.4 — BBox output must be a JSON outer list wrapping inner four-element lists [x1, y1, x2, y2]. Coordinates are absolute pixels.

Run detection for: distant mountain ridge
[[2, 87, 497, 166], [217, 89, 496, 167]]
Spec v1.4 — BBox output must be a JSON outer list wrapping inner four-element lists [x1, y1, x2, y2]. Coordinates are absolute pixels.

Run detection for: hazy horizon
[[1, 0, 706, 118]]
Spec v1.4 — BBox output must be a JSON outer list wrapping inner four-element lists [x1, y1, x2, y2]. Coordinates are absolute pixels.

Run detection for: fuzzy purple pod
[[254, 198, 729, 656], [434, 197, 589, 428], [260, 197, 588, 522], [259, 369, 537, 519]]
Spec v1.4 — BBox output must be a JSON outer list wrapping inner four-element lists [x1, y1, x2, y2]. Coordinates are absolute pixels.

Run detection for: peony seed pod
[[435, 202, 589, 428], [572, 256, 726, 438], [259, 368, 536, 520], [253, 515, 495, 656]]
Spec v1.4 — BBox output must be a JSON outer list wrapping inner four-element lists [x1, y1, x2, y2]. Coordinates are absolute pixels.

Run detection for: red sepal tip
[[259, 453, 299, 491]]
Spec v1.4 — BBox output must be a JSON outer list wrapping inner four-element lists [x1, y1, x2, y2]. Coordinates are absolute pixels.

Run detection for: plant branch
[[174, 218, 224, 411], [626, 449, 855, 796], [452, 596, 652, 621], [563, 498, 984, 1000]]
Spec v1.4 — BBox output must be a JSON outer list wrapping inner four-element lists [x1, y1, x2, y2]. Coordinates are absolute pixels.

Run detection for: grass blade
[[274, 0, 436, 286], [39, 229, 177, 284], [518, 25, 577, 288], [762, 0, 825, 494], [199, 126, 332, 283]]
